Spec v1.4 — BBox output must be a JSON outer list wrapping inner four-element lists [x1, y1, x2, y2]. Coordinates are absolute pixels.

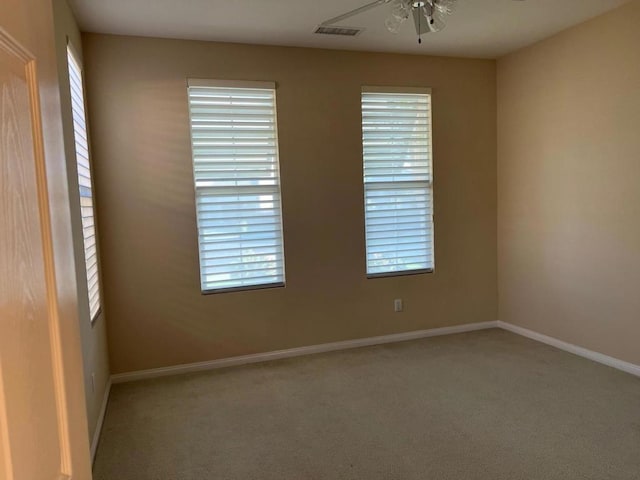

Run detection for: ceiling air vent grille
[[314, 25, 363, 36]]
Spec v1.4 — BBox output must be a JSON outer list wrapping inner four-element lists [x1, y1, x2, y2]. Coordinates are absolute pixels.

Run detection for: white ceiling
[[69, 0, 630, 58]]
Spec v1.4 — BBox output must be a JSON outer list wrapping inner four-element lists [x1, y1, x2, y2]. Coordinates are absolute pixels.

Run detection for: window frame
[[361, 86, 435, 279], [66, 41, 102, 323], [187, 78, 287, 294]]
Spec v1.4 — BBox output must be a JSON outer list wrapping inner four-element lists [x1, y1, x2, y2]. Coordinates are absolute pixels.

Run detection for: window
[[67, 46, 101, 320], [361, 87, 434, 277], [187, 79, 286, 293]]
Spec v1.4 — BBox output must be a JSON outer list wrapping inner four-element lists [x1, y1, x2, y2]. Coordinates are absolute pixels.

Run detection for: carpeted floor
[[93, 329, 640, 479]]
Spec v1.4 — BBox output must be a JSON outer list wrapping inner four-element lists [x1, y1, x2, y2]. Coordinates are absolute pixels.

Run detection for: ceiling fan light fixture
[[385, 0, 411, 33], [434, 0, 457, 15], [407, 0, 456, 37], [321, 0, 457, 43], [385, 17, 400, 34], [392, 1, 411, 19]]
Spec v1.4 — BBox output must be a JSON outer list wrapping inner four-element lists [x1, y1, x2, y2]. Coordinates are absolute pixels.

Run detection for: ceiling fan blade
[[321, 0, 393, 26]]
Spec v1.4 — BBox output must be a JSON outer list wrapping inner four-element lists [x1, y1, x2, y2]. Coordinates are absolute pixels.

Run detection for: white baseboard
[[111, 321, 499, 383], [109, 319, 639, 386], [498, 321, 640, 378], [91, 378, 112, 464]]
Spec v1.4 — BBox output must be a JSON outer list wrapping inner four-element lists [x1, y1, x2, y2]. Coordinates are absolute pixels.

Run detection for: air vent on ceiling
[[314, 25, 363, 36]]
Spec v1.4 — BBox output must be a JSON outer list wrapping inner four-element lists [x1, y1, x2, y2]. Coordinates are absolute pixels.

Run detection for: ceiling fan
[[320, 0, 458, 43]]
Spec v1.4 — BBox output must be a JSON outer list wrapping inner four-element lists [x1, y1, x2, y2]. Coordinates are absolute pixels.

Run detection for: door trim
[[0, 26, 72, 480]]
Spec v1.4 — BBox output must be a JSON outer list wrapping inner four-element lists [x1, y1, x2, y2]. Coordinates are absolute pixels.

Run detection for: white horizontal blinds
[[67, 46, 100, 320], [187, 80, 285, 292], [362, 90, 434, 276]]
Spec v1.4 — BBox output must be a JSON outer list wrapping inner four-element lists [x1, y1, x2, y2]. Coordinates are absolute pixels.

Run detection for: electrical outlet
[[91, 372, 96, 393], [394, 299, 403, 313]]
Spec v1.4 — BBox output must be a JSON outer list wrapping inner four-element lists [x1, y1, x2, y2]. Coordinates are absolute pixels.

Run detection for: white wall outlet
[[394, 299, 403, 313], [91, 372, 96, 393]]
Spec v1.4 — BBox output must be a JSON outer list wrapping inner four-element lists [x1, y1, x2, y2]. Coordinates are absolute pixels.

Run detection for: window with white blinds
[[67, 46, 101, 320], [187, 79, 286, 293], [361, 88, 434, 277]]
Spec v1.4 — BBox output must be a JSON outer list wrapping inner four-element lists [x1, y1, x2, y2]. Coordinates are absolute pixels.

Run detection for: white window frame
[[361, 86, 435, 278], [67, 42, 101, 322], [187, 79, 287, 294]]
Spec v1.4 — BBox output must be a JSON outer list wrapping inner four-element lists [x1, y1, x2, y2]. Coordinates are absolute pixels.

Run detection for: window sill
[[367, 268, 434, 280], [90, 307, 102, 326], [201, 282, 285, 295]]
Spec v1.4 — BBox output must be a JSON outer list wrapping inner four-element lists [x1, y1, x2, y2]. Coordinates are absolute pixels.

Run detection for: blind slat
[[199, 246, 281, 261], [201, 255, 283, 268]]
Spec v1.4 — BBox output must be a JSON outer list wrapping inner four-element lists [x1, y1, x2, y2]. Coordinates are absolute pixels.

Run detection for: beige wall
[[52, 0, 110, 444], [82, 33, 497, 374], [497, 1, 640, 365]]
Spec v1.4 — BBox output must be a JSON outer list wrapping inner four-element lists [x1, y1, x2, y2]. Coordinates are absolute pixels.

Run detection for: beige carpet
[[93, 329, 640, 479]]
